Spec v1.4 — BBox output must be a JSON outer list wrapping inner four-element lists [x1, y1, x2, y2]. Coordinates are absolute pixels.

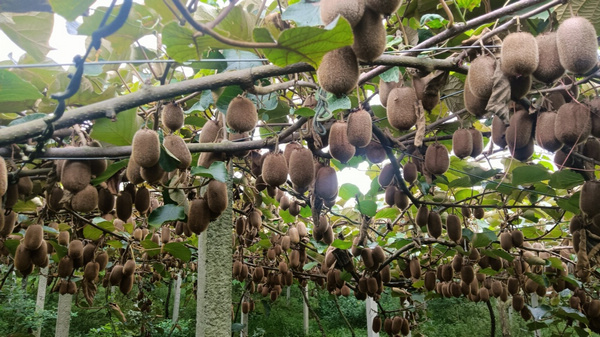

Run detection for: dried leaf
[[486, 61, 511, 124], [414, 102, 426, 147]]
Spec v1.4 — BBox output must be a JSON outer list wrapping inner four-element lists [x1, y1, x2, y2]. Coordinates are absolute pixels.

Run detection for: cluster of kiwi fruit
[[372, 314, 411, 336], [452, 128, 484, 159], [14, 225, 50, 276], [317, 0, 400, 95]]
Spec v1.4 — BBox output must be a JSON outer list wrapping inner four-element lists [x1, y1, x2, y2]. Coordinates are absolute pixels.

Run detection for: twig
[[299, 284, 326, 337], [486, 300, 496, 337]]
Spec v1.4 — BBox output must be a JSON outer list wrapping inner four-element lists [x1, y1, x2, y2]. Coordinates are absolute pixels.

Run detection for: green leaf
[[326, 93, 351, 113], [0, 12, 54, 61], [556, 192, 581, 215], [148, 204, 186, 228], [339, 183, 360, 200], [511, 165, 550, 185], [456, 0, 481, 11], [141, 239, 161, 257], [90, 108, 143, 146], [331, 239, 353, 250], [4, 239, 20, 257], [91, 159, 128, 185], [380, 67, 400, 82], [162, 22, 206, 63], [232, 323, 246, 333], [281, 1, 322, 27], [190, 161, 228, 182], [294, 107, 315, 117], [471, 229, 496, 248], [159, 144, 182, 172], [216, 86, 244, 113], [255, 16, 354, 68], [557, 306, 589, 324], [375, 207, 400, 220], [0, 70, 43, 113], [279, 209, 295, 224], [83, 225, 103, 241], [525, 272, 549, 287], [163, 242, 191, 262], [49, 0, 94, 21], [48, 240, 68, 259], [549, 170, 584, 189], [357, 199, 377, 217], [303, 261, 318, 271]]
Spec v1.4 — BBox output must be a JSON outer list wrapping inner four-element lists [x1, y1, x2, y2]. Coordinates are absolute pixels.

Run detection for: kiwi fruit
[[351, 9, 386, 62], [499, 232, 513, 251], [365, 0, 401, 15], [120, 273, 134, 294], [206, 180, 228, 215], [379, 78, 402, 108], [446, 214, 462, 242], [511, 137, 534, 161], [323, 226, 334, 244], [588, 300, 600, 318], [500, 32, 539, 77], [4, 183, 18, 208], [109, 265, 124, 286], [533, 32, 565, 83], [95, 251, 108, 271], [23, 224, 44, 250], [387, 87, 418, 130], [71, 184, 98, 213], [583, 137, 600, 161], [317, 46, 359, 96], [126, 158, 144, 185], [58, 231, 69, 246], [289, 199, 301, 216], [30, 241, 48, 268], [460, 265, 475, 284], [554, 148, 575, 169], [163, 135, 192, 169], [97, 188, 114, 215], [423, 270, 436, 291], [403, 161, 417, 183], [122, 259, 136, 276], [261, 152, 288, 187], [535, 111, 562, 152], [57, 255, 74, 278], [140, 162, 166, 184], [452, 129, 474, 159], [511, 230, 524, 247], [557, 17, 599, 74], [132, 129, 161, 168], [319, 0, 365, 27], [199, 119, 223, 143], [491, 115, 508, 148], [416, 205, 429, 227], [187, 198, 211, 234], [581, 181, 600, 217], [588, 98, 600, 137], [469, 129, 484, 157], [84, 261, 100, 281], [134, 186, 150, 214], [288, 148, 315, 190], [314, 166, 338, 200], [17, 176, 32, 197], [394, 188, 409, 209], [506, 108, 535, 150], [0, 157, 6, 197], [468, 55, 496, 98], [555, 102, 591, 146], [116, 192, 133, 222], [61, 160, 92, 193], [409, 257, 421, 279], [161, 102, 184, 132], [512, 293, 525, 311], [424, 143, 449, 175], [347, 109, 373, 148], [47, 186, 64, 212], [427, 211, 442, 239], [283, 142, 303, 164], [509, 75, 532, 99], [372, 316, 382, 333], [68, 239, 83, 260], [378, 163, 395, 187], [226, 96, 258, 133], [463, 78, 488, 117], [329, 121, 356, 163], [14, 244, 32, 273]]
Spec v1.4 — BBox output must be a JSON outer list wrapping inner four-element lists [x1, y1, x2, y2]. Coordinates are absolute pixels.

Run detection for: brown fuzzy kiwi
[[372, 245, 385, 267], [289, 199, 301, 216], [288, 147, 315, 190], [187, 198, 211, 234], [31, 241, 48, 268], [366, 276, 378, 295], [226, 96, 258, 133], [446, 214, 462, 242], [120, 273, 134, 294], [351, 9, 386, 62], [416, 205, 429, 227], [380, 264, 391, 283], [511, 230, 524, 247], [317, 46, 359, 96], [132, 129, 161, 168], [387, 87, 418, 130], [14, 244, 32, 273], [95, 251, 108, 271], [47, 186, 64, 212], [533, 32, 565, 83], [506, 108, 535, 149], [319, 0, 365, 27], [134, 186, 150, 214], [58, 231, 69, 246], [97, 188, 114, 215], [323, 226, 334, 244], [161, 102, 184, 132], [17, 176, 33, 196], [372, 316, 382, 333], [441, 264, 453, 282], [365, 0, 401, 15], [61, 160, 92, 193], [499, 232, 513, 251], [261, 152, 288, 187], [378, 163, 395, 188], [330, 122, 358, 164], [424, 271, 436, 291], [315, 166, 338, 200], [427, 211, 442, 238], [58, 256, 74, 278], [123, 259, 136, 276], [581, 181, 600, 218], [109, 265, 123, 286], [394, 188, 409, 209], [535, 111, 562, 152], [347, 109, 373, 148], [409, 257, 421, 279], [588, 300, 600, 318], [469, 129, 484, 157], [163, 135, 192, 169], [206, 180, 228, 215], [509, 75, 532, 99], [583, 137, 600, 161], [4, 183, 17, 209], [116, 192, 133, 222], [403, 161, 417, 183], [199, 119, 223, 143], [24, 224, 44, 250], [554, 148, 575, 169], [68, 239, 83, 260], [424, 143, 450, 175], [84, 261, 100, 281], [283, 142, 303, 164], [391, 317, 402, 335], [452, 129, 473, 159], [555, 102, 591, 146], [491, 115, 508, 148], [126, 158, 144, 185], [0, 211, 14, 237], [71, 184, 98, 213], [463, 78, 488, 117], [140, 162, 165, 184], [589, 97, 600, 137], [468, 55, 496, 98], [557, 17, 599, 74], [460, 265, 475, 284], [524, 278, 538, 293], [379, 78, 402, 108], [511, 137, 534, 161], [500, 32, 539, 77], [569, 215, 584, 234], [0, 157, 6, 197], [383, 318, 393, 335]]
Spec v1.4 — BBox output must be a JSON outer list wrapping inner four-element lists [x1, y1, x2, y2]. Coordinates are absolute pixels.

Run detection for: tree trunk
[[34, 267, 48, 337], [55, 293, 72, 337], [196, 173, 233, 337], [172, 272, 182, 324]]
